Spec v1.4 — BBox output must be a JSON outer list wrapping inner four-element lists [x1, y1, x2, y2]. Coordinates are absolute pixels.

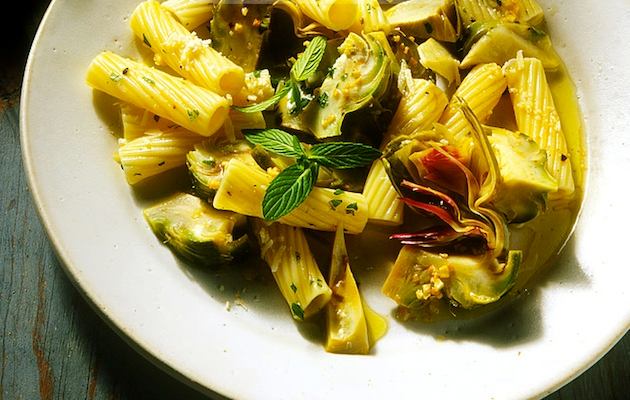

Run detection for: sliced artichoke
[[144, 193, 249, 267], [382, 246, 521, 311], [461, 22, 560, 69], [306, 32, 392, 139], [210, 0, 272, 72], [186, 140, 257, 200], [488, 127, 558, 223], [385, 0, 458, 42]]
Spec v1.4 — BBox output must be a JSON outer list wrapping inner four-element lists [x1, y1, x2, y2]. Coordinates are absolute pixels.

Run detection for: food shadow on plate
[[397, 236, 590, 349]]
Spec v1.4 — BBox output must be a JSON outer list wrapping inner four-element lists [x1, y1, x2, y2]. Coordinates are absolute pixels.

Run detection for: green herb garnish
[[234, 36, 327, 114], [291, 302, 305, 320], [290, 36, 327, 82], [329, 199, 343, 210], [243, 128, 381, 221]]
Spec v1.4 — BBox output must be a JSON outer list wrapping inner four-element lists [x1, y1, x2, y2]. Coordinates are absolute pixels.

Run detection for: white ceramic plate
[[21, 1, 630, 399]]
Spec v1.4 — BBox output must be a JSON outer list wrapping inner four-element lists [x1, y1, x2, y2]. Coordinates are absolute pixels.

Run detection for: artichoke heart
[[186, 140, 257, 200], [488, 127, 558, 223], [307, 32, 392, 139], [462, 22, 560, 69], [144, 193, 249, 267], [382, 246, 521, 311]]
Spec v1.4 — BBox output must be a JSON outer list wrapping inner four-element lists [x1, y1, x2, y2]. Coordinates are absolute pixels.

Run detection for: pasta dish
[[86, 0, 584, 354]]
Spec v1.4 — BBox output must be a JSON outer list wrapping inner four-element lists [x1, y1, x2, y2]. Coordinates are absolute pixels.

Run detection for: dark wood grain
[[0, 2, 628, 399]]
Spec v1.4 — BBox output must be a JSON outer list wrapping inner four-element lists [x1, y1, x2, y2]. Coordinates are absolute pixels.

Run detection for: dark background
[[1, 1, 627, 399]]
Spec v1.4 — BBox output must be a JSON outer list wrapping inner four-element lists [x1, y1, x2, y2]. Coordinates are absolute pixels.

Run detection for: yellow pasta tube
[[503, 56, 575, 197], [367, 66, 446, 225], [213, 158, 369, 234], [161, 0, 214, 30], [117, 130, 203, 184], [86, 51, 229, 137], [325, 224, 370, 354], [296, 0, 359, 31], [517, 0, 544, 25], [385, 69, 448, 144], [130, 0, 244, 96], [253, 220, 332, 320], [349, 0, 390, 34], [439, 63, 507, 150], [363, 161, 403, 226], [119, 102, 191, 141]]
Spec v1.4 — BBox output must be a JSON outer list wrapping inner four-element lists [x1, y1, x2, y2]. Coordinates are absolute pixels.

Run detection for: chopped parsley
[[345, 202, 358, 215], [329, 199, 342, 210], [291, 303, 304, 320], [187, 109, 200, 121]]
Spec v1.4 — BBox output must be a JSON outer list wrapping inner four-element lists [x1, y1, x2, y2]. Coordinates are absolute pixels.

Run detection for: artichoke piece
[[382, 246, 521, 311], [385, 0, 458, 43], [461, 22, 560, 69], [210, 0, 272, 72], [307, 32, 392, 139], [144, 193, 249, 267], [186, 140, 256, 199], [417, 38, 461, 86], [325, 225, 370, 354], [488, 127, 558, 223]]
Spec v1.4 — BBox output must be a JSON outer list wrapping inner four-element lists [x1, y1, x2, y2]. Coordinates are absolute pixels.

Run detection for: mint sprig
[[262, 162, 319, 221], [309, 142, 383, 169], [234, 36, 327, 114], [243, 128, 381, 221], [244, 128, 305, 158]]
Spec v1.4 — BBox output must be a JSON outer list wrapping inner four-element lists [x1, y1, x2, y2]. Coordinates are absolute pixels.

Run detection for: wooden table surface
[[1, 2, 628, 399]]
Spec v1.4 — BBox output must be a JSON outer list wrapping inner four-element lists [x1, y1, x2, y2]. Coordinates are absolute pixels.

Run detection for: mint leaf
[[233, 84, 290, 113], [309, 142, 381, 169], [262, 162, 318, 221], [244, 128, 305, 158], [291, 36, 327, 82]]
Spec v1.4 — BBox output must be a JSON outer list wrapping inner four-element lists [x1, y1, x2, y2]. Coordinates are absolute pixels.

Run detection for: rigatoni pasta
[[213, 158, 369, 234], [504, 55, 575, 197], [439, 63, 507, 152], [130, 0, 244, 96], [86, 51, 229, 136], [296, 0, 359, 31], [161, 0, 215, 30], [254, 220, 332, 320]]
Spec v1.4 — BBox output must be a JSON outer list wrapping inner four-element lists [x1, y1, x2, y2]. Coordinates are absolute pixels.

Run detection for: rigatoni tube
[[213, 158, 369, 234], [253, 220, 332, 320], [363, 161, 404, 226], [117, 131, 203, 185], [439, 63, 506, 151], [297, 0, 359, 31], [503, 56, 575, 198], [161, 0, 214, 30], [130, 0, 244, 96], [86, 51, 229, 137]]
